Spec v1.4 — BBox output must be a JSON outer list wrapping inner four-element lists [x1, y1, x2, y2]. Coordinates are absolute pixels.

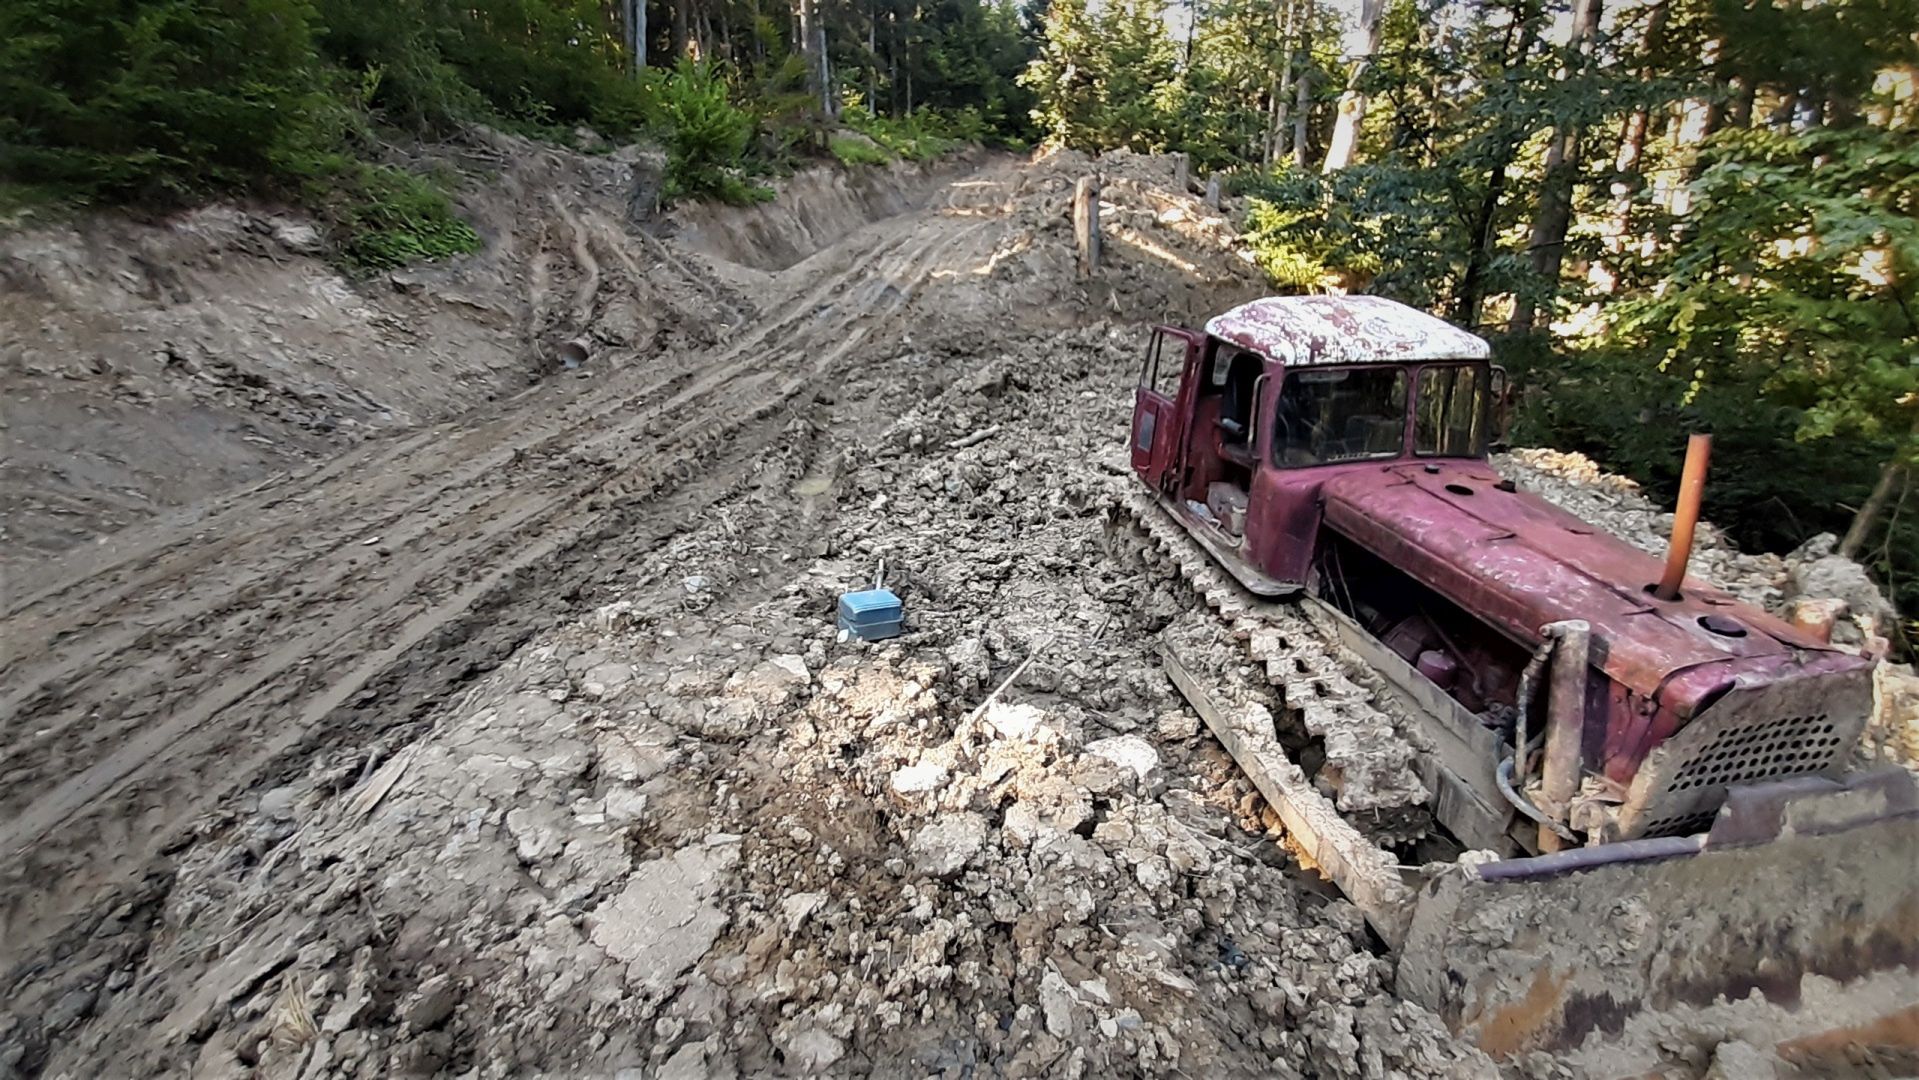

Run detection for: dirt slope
[[0, 137, 747, 576]]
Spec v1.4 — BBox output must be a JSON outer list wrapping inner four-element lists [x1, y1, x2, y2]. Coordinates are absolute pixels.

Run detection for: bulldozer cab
[[1131, 318, 1495, 595], [1130, 325, 1203, 491]]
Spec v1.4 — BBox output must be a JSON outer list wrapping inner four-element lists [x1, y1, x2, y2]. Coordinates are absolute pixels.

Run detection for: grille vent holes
[[1643, 811, 1717, 838], [1666, 713, 1839, 794]]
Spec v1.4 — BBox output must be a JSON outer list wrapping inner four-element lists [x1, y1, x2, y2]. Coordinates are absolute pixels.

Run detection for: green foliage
[[829, 135, 893, 167], [1584, 121, 1919, 608], [301, 157, 482, 271], [648, 59, 768, 204], [1610, 124, 1918, 455], [1020, 0, 1181, 153], [0, 0, 334, 199], [840, 105, 969, 161], [852, 0, 1038, 146], [1018, 0, 1914, 609], [0, 182, 77, 226], [1019, 0, 1339, 169]]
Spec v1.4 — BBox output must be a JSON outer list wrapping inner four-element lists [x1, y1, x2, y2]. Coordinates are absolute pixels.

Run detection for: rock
[[604, 786, 650, 823], [984, 701, 1047, 741], [1704, 1039, 1780, 1080], [781, 891, 827, 932], [590, 600, 638, 634], [505, 807, 564, 864], [1078, 978, 1111, 1005], [1872, 663, 1919, 764], [268, 217, 324, 254], [656, 1042, 708, 1080], [597, 726, 677, 782], [890, 763, 949, 794], [1784, 534, 1899, 639], [588, 844, 740, 992], [909, 813, 987, 877], [1039, 968, 1075, 1037], [780, 1027, 845, 1073], [768, 653, 811, 684], [579, 662, 633, 699], [1085, 735, 1158, 781], [1156, 710, 1200, 741], [400, 974, 458, 1031], [257, 785, 299, 821], [45, 988, 96, 1030], [1784, 596, 1848, 642], [727, 657, 812, 708]]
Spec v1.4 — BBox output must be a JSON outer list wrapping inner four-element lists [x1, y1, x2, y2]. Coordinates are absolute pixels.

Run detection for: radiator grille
[[1665, 713, 1844, 794], [1615, 671, 1871, 841]]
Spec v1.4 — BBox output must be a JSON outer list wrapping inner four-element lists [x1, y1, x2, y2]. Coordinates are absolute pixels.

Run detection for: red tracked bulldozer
[[1119, 295, 1918, 1072]]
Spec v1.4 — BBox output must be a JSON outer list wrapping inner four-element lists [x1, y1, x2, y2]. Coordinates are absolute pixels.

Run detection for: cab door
[[1131, 326, 1202, 491]]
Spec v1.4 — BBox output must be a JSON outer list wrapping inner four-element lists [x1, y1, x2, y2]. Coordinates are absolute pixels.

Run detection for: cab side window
[[1142, 333, 1183, 397]]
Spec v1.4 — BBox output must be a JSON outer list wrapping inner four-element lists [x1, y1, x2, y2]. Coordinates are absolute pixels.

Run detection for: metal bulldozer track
[[1107, 482, 1919, 1072], [1107, 484, 1432, 847]]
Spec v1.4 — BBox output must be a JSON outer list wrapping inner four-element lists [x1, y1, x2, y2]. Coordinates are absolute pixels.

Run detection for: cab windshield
[[1273, 366, 1408, 466], [1415, 364, 1490, 457]]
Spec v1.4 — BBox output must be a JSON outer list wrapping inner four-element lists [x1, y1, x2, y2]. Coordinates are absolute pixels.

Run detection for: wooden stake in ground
[[1074, 176, 1101, 276]]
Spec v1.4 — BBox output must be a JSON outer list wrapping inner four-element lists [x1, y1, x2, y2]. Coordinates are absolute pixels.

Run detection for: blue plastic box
[[837, 588, 904, 640]]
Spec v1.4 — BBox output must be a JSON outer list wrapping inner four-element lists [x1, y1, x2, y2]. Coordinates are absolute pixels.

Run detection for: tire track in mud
[[0, 221, 938, 731], [0, 173, 1012, 974]]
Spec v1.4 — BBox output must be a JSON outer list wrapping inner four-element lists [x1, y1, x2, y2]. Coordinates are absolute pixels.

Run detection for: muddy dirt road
[[4, 148, 1488, 1080], [0, 161, 1016, 995]]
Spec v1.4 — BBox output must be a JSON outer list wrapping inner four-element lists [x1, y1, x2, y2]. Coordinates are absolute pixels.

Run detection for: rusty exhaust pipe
[[1538, 619, 1592, 853], [1654, 434, 1712, 602]]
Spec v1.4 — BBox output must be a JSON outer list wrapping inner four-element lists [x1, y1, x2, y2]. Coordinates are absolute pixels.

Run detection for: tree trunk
[[1290, 0, 1313, 170], [1074, 176, 1101, 275], [1292, 72, 1312, 168], [674, 0, 689, 57], [1834, 416, 1911, 563], [1604, 1, 1667, 252], [1511, 0, 1604, 336], [797, 0, 829, 115], [1455, 165, 1509, 328], [629, 0, 647, 72], [1841, 456, 1910, 560], [1267, 0, 1297, 165], [1726, 77, 1757, 128], [1454, 2, 1541, 327], [818, 22, 835, 117], [1321, 0, 1385, 172]]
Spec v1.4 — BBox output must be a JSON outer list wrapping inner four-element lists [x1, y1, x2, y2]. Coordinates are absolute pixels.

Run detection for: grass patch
[[841, 105, 972, 162], [829, 136, 892, 167], [295, 157, 480, 272], [0, 181, 79, 229]]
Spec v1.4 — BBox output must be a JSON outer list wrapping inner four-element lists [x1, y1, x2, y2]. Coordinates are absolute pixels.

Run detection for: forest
[[2, 0, 1915, 620]]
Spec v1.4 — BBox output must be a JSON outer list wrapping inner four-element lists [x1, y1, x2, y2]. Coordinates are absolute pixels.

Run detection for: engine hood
[[1317, 460, 1859, 712]]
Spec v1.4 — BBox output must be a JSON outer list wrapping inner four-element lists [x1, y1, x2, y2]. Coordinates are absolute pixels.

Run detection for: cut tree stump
[[1073, 176, 1101, 276]]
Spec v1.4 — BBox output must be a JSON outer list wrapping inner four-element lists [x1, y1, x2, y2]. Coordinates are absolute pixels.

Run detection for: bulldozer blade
[[1397, 767, 1919, 1073]]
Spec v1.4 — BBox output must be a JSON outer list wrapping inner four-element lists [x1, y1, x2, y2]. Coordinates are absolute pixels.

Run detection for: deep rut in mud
[[0, 164, 1020, 997]]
